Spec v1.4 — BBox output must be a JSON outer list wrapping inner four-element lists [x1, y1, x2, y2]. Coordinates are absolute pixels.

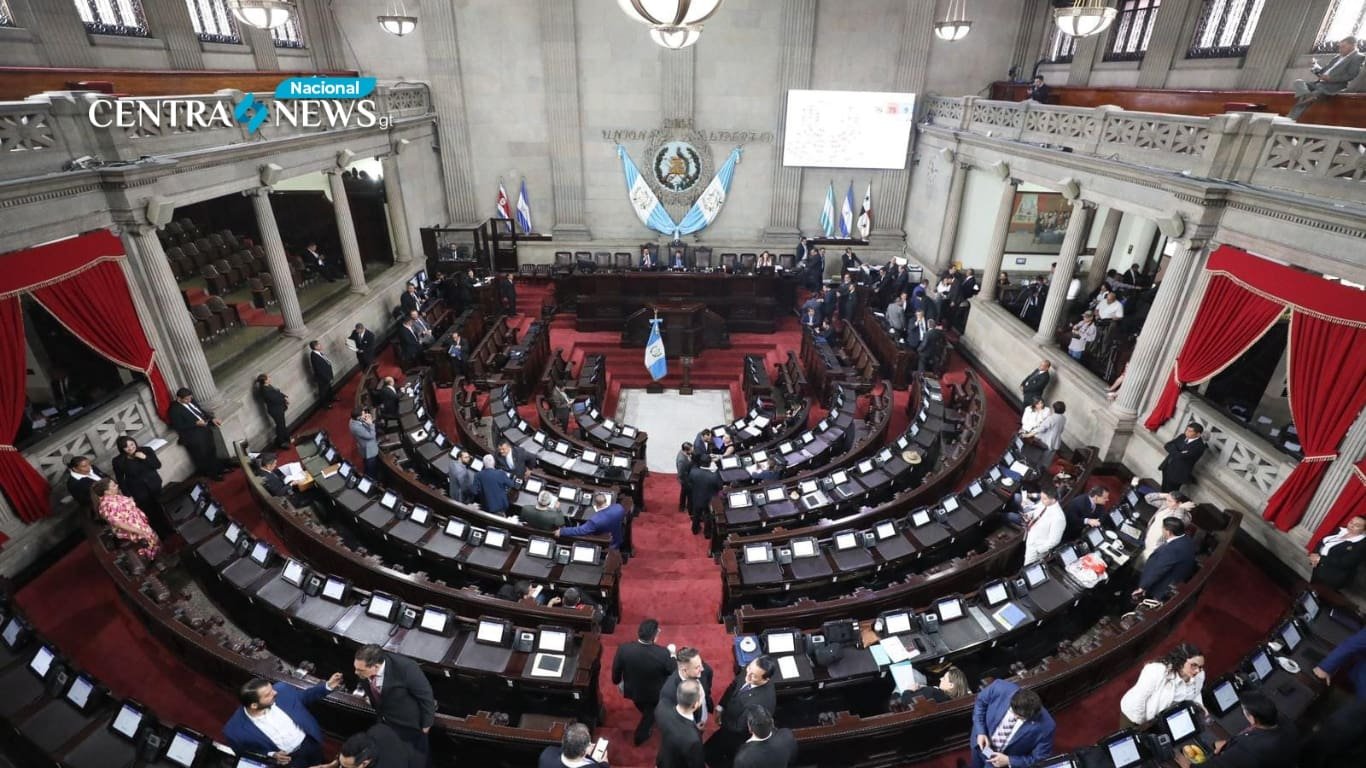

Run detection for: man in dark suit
[[656, 679, 705, 768], [350, 323, 377, 368], [560, 491, 627, 550], [396, 317, 422, 370], [497, 273, 517, 313], [336, 724, 421, 768], [1133, 517, 1198, 602], [1310, 514, 1366, 589], [905, 309, 929, 349], [308, 340, 335, 407], [1026, 75, 1051, 103], [613, 619, 675, 744], [304, 241, 341, 281], [352, 645, 435, 760], [641, 247, 659, 270], [222, 674, 342, 766], [659, 647, 715, 729], [670, 249, 688, 270], [1020, 361, 1052, 406], [820, 285, 838, 323], [252, 452, 305, 504], [539, 722, 605, 768], [734, 706, 797, 768], [706, 656, 778, 768], [838, 274, 858, 319], [373, 376, 400, 419], [400, 284, 421, 316], [1160, 423, 1207, 492], [675, 443, 694, 512], [969, 680, 1055, 768], [1312, 626, 1366, 699], [916, 319, 945, 374], [496, 438, 530, 479], [1175, 692, 1295, 768], [169, 387, 226, 480], [1062, 486, 1109, 542], [688, 456, 723, 535]]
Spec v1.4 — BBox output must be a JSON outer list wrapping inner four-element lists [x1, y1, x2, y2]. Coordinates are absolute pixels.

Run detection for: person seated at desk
[[749, 459, 781, 483], [969, 681, 1055, 768], [641, 247, 660, 270], [253, 452, 308, 507], [400, 283, 421, 316], [816, 319, 838, 345], [523, 489, 567, 531], [719, 433, 737, 457], [706, 656, 778, 768], [559, 492, 626, 550], [407, 310, 434, 346], [1309, 514, 1366, 590], [801, 294, 824, 325], [756, 251, 776, 270], [1174, 691, 1295, 768], [476, 454, 516, 514], [669, 249, 687, 270], [66, 454, 105, 513], [1132, 517, 1197, 602], [801, 306, 819, 327], [539, 722, 606, 768], [223, 674, 343, 767], [1119, 643, 1205, 729], [897, 665, 970, 708], [1313, 626, 1366, 700], [92, 478, 161, 560]]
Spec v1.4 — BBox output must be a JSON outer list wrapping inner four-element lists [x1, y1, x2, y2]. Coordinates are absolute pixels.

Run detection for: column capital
[[241, 186, 272, 198], [1058, 177, 1081, 201]]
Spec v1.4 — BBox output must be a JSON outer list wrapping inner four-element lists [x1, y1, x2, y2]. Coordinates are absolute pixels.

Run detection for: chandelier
[[228, 0, 296, 31], [1053, 0, 1118, 38], [378, 0, 418, 36], [933, 0, 972, 42], [617, 0, 724, 50]]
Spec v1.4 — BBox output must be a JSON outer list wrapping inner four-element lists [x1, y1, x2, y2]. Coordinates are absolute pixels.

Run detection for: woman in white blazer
[[1119, 643, 1206, 728]]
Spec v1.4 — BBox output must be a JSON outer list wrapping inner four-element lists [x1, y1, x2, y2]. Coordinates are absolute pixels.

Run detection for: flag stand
[[680, 356, 695, 396]]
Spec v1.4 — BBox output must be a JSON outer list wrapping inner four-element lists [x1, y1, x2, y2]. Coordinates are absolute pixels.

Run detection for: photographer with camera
[[350, 407, 380, 477]]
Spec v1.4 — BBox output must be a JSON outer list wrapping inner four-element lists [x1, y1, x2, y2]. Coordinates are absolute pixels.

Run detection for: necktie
[[186, 402, 205, 420], [991, 712, 1018, 751], [368, 678, 382, 702], [739, 683, 752, 694]]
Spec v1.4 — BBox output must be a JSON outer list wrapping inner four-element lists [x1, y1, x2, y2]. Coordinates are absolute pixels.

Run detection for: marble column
[[247, 188, 310, 336], [141, 0, 205, 70], [123, 224, 221, 409], [23, 0, 97, 67], [933, 160, 970, 277], [1112, 239, 1207, 416], [661, 45, 695, 123], [1066, 32, 1104, 86], [1084, 207, 1124, 294], [1032, 200, 1093, 344], [977, 176, 1019, 303], [1136, 0, 1197, 88], [116, 230, 187, 391], [1238, 0, 1333, 89], [420, 0, 480, 225], [381, 153, 414, 264], [874, 2, 935, 242], [1297, 408, 1366, 536], [298, 0, 348, 71], [325, 170, 368, 293], [538, 0, 591, 239], [764, 0, 818, 240], [243, 24, 279, 70], [1009, 0, 1047, 77]]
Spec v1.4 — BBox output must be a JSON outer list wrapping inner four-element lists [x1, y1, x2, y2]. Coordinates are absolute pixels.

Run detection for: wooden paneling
[[0, 66, 357, 100], [991, 82, 1366, 127]]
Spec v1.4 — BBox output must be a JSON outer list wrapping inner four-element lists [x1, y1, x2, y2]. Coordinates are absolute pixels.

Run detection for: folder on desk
[[889, 661, 926, 694], [529, 653, 566, 678], [879, 635, 918, 663], [992, 603, 1029, 631]]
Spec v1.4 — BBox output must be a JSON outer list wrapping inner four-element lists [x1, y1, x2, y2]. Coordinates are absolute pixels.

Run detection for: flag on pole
[[495, 181, 514, 233], [676, 147, 742, 235], [516, 179, 533, 234], [840, 182, 855, 238], [857, 182, 873, 239], [819, 182, 836, 237], [617, 145, 677, 237], [645, 317, 668, 381]]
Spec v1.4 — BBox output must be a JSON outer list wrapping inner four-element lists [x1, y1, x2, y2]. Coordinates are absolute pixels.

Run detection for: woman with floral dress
[[92, 478, 161, 559]]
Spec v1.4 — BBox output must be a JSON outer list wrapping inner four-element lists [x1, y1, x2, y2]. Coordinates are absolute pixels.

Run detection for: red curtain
[[1264, 314, 1366, 529], [1143, 274, 1284, 431], [1309, 459, 1366, 549], [30, 260, 171, 420], [0, 298, 55, 523]]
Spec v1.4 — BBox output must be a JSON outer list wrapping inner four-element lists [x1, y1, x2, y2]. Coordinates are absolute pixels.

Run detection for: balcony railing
[[921, 96, 1366, 202]]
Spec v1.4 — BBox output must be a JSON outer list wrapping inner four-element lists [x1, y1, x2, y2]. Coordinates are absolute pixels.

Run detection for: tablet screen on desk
[[237, 757, 269, 768], [322, 577, 347, 602], [445, 519, 467, 539], [721, 457, 740, 469], [1166, 707, 1197, 742], [800, 480, 818, 494], [1280, 621, 1302, 652], [911, 510, 932, 527], [571, 544, 598, 564], [833, 532, 857, 551], [766, 488, 786, 503], [1212, 680, 1239, 714], [729, 492, 752, 508], [832, 471, 849, 485], [936, 598, 964, 622], [1105, 734, 1141, 768], [111, 703, 142, 739], [984, 582, 1009, 607], [1024, 563, 1047, 588], [165, 731, 200, 767], [792, 538, 818, 558], [250, 542, 271, 566], [581, 450, 599, 464], [367, 593, 396, 620], [485, 529, 508, 549], [528, 538, 553, 558], [224, 522, 243, 544], [539, 628, 568, 653], [420, 607, 449, 634], [282, 559, 306, 587], [525, 478, 543, 494], [476, 620, 507, 645], [968, 481, 984, 497], [766, 632, 796, 654], [858, 460, 875, 475], [65, 675, 94, 709], [941, 496, 959, 513], [875, 521, 897, 540], [884, 612, 913, 635], [611, 456, 629, 468], [1299, 593, 1319, 621], [744, 544, 772, 564], [1251, 650, 1273, 681], [559, 486, 579, 501], [356, 477, 373, 495], [409, 505, 431, 525], [754, 450, 769, 462], [379, 491, 399, 510]]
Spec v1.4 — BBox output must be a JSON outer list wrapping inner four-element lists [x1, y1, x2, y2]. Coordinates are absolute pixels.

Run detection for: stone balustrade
[[1171, 394, 1296, 515]]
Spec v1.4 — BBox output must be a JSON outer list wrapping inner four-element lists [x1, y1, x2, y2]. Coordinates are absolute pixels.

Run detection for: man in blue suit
[[476, 454, 516, 515], [969, 680, 1055, 768], [222, 673, 343, 765], [1133, 516, 1198, 602], [1313, 626, 1366, 700], [560, 491, 626, 549]]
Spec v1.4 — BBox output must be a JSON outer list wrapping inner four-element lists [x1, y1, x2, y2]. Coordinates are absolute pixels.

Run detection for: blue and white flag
[[840, 182, 855, 238], [819, 182, 836, 237], [644, 317, 667, 381], [516, 179, 533, 234], [858, 181, 873, 239], [677, 147, 742, 236], [617, 145, 676, 237]]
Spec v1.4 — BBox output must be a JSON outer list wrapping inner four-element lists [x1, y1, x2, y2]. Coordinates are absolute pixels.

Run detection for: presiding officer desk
[[183, 475, 603, 725], [554, 270, 798, 333]]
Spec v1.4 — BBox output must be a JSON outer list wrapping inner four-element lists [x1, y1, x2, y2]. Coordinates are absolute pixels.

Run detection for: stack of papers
[[776, 655, 800, 680], [278, 461, 307, 484], [878, 635, 918, 663], [889, 661, 926, 694]]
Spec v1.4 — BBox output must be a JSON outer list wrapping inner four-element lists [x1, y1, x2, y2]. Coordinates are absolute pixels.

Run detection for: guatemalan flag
[[839, 182, 855, 238], [516, 179, 533, 234], [618, 145, 676, 237], [819, 182, 836, 237], [857, 181, 873, 239], [495, 182, 514, 233], [644, 317, 667, 381], [677, 147, 742, 236]]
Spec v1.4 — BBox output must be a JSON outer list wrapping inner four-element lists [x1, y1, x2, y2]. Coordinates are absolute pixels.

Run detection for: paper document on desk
[[878, 635, 918, 663], [278, 462, 307, 484], [992, 603, 1028, 631], [776, 655, 800, 680], [889, 661, 926, 694], [146, 438, 169, 452]]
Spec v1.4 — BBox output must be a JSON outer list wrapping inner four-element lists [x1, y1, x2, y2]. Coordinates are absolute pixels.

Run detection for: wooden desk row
[[553, 272, 798, 333], [500, 320, 551, 404], [858, 308, 916, 391], [468, 317, 516, 389]]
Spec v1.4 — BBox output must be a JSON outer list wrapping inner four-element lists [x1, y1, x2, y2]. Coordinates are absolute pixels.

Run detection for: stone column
[[1238, 0, 1333, 89], [23, 0, 97, 67], [1111, 239, 1207, 416], [933, 159, 970, 277], [326, 169, 368, 293], [123, 224, 221, 409], [298, 0, 348, 71], [420, 0, 480, 225], [243, 24, 280, 70], [661, 45, 695, 123], [381, 152, 414, 264], [874, 1, 935, 243], [116, 230, 187, 390], [764, 0, 818, 240], [1010, 0, 1048, 78], [1066, 31, 1106, 86], [977, 174, 1018, 303], [1136, 0, 1197, 88], [1297, 408, 1366, 536], [1084, 207, 1124, 294], [141, 0, 205, 70], [538, 0, 591, 239], [1032, 200, 1093, 343], [246, 187, 309, 336]]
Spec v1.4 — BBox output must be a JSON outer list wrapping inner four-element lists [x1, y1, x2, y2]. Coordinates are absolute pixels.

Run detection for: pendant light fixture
[[617, 0, 724, 50], [378, 0, 418, 36], [228, 0, 296, 31], [934, 0, 973, 42], [1053, 0, 1118, 38]]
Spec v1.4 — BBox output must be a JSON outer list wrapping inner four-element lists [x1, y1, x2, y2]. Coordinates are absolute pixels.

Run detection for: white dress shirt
[[1023, 501, 1066, 565], [1120, 662, 1205, 724], [247, 704, 306, 753], [1319, 529, 1365, 555], [1020, 406, 1052, 434], [1097, 299, 1124, 320]]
